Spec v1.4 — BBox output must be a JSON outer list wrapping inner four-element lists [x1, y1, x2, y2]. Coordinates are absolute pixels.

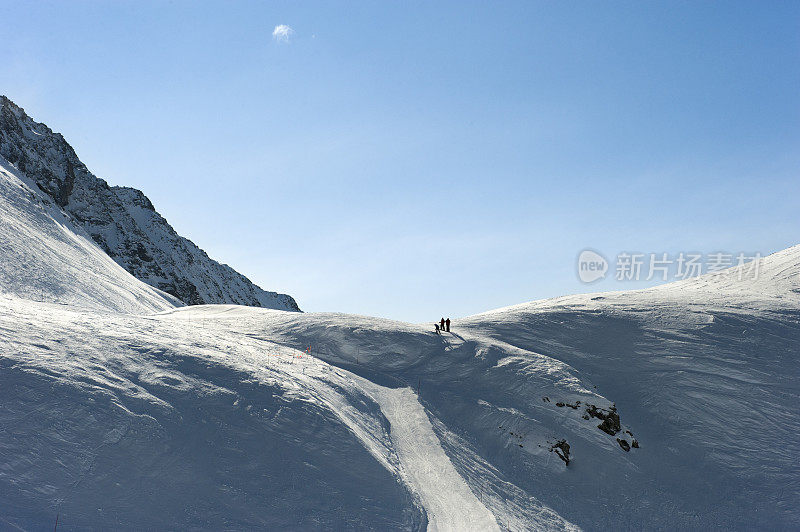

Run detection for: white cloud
[[272, 24, 294, 43]]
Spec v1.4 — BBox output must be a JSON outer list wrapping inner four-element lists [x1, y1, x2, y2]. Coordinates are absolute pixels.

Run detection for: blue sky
[[2, 1, 798, 321]]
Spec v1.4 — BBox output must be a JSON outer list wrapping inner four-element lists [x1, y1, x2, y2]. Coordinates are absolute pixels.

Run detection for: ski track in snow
[[359, 381, 500, 532]]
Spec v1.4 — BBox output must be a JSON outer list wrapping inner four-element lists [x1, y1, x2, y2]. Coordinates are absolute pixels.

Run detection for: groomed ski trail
[[360, 381, 500, 532]]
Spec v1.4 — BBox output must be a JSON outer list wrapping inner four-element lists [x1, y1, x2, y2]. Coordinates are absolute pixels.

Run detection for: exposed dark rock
[[632, 439, 639, 449], [584, 404, 606, 421], [584, 403, 621, 436], [550, 400, 629, 438], [597, 409, 621, 436], [617, 438, 631, 452], [549, 439, 571, 466]]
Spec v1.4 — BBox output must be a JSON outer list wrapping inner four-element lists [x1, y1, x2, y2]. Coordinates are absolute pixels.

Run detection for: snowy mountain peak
[[0, 96, 85, 207], [0, 96, 300, 310]]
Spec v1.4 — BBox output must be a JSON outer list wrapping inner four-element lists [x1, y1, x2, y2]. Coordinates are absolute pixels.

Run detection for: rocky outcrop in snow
[[0, 96, 299, 310]]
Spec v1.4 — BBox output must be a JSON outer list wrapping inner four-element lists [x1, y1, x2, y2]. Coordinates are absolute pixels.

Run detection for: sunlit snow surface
[[0, 157, 798, 530]]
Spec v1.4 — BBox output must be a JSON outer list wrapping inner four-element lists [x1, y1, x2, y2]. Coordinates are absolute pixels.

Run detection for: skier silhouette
[[440, 317, 445, 331], [445, 318, 451, 332], [434, 323, 440, 334]]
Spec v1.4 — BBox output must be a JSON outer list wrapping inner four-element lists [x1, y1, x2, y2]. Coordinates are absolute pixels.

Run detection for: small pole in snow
[[54, 514, 59, 531], [417, 378, 421, 395]]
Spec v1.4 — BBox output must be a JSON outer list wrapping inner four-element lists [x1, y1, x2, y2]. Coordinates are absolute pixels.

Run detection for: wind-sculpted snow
[[0, 295, 585, 530], [0, 96, 299, 311], [148, 248, 800, 530], [2, 244, 798, 529], [154, 305, 641, 530], [460, 247, 800, 529], [0, 296, 422, 529], [0, 107, 798, 529]]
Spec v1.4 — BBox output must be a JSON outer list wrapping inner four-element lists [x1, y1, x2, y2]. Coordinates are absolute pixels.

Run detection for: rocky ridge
[[0, 96, 299, 310]]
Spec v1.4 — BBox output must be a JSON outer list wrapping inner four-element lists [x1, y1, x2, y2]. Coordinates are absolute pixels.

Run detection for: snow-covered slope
[[0, 157, 176, 313], [0, 96, 299, 310], [0, 118, 797, 529], [0, 297, 425, 529], [4, 246, 796, 529], [459, 246, 800, 529], [147, 250, 799, 530]]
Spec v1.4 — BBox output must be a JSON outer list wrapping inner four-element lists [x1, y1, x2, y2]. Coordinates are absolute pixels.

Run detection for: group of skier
[[434, 317, 451, 334]]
